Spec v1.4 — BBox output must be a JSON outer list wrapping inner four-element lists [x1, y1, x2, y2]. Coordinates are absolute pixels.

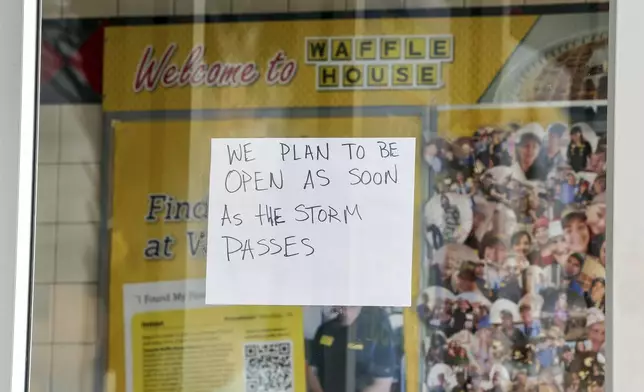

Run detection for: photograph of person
[[418, 113, 607, 392], [307, 306, 404, 392]]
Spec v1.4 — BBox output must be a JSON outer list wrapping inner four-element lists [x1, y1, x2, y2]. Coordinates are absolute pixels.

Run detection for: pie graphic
[[494, 31, 609, 102]]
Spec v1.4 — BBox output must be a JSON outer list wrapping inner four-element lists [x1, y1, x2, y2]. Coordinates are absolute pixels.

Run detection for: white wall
[[32, 0, 608, 391]]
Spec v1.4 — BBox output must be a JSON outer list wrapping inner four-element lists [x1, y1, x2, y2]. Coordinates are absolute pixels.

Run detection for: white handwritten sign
[[206, 138, 416, 306]]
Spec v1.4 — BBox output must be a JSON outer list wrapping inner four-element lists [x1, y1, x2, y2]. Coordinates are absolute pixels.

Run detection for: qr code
[[244, 341, 294, 392]]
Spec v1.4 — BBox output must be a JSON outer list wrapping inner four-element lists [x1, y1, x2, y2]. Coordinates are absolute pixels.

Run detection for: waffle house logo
[[306, 35, 453, 90]]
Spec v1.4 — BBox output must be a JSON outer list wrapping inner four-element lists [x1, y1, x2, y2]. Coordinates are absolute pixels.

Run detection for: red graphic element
[[41, 41, 64, 84], [133, 44, 261, 92], [68, 25, 105, 94]]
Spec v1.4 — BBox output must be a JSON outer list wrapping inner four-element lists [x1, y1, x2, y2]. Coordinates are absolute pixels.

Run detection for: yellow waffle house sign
[[306, 35, 454, 90]]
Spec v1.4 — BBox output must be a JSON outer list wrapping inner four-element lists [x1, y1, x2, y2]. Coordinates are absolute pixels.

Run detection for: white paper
[[206, 137, 416, 306]]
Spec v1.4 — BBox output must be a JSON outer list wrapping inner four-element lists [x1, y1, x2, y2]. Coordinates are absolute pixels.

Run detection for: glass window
[[28, 2, 612, 392]]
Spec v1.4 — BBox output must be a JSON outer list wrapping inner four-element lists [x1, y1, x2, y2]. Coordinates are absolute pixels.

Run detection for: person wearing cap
[[309, 306, 396, 392], [543, 122, 567, 171], [494, 309, 526, 357], [513, 127, 548, 182], [536, 326, 564, 371], [566, 125, 592, 173]]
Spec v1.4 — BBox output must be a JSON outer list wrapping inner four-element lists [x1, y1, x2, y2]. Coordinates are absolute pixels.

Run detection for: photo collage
[[418, 107, 607, 392]]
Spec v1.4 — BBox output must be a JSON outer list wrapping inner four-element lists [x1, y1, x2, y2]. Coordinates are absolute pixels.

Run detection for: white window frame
[[0, 0, 39, 388], [0, 0, 641, 390], [609, 0, 644, 390]]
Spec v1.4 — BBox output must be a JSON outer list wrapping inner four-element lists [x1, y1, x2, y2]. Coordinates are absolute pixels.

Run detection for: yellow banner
[[108, 116, 425, 392], [103, 17, 537, 111]]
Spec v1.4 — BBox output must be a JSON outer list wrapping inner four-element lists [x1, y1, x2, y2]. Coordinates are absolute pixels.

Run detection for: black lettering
[[317, 169, 330, 186], [349, 168, 361, 185], [269, 238, 283, 255], [274, 207, 285, 226], [254, 171, 267, 191], [356, 145, 365, 159], [222, 236, 243, 261], [242, 143, 255, 162], [328, 206, 341, 223], [321, 67, 337, 85], [294, 204, 309, 222], [385, 164, 399, 184], [432, 40, 448, 57], [269, 170, 284, 189], [226, 144, 243, 165], [359, 40, 373, 57], [173, 201, 190, 220], [317, 208, 328, 223], [395, 67, 409, 83], [408, 40, 422, 56], [304, 205, 322, 224], [233, 212, 243, 226], [420, 66, 436, 85], [377, 141, 399, 158], [384, 40, 397, 57], [220, 204, 233, 226], [164, 196, 175, 221], [318, 144, 329, 160], [334, 42, 349, 58], [369, 67, 384, 83], [360, 170, 372, 185], [193, 199, 208, 220], [310, 41, 327, 58], [373, 172, 383, 185], [303, 170, 315, 190], [284, 236, 299, 257], [257, 239, 270, 256], [389, 142, 399, 157], [145, 194, 167, 222], [301, 238, 315, 256], [345, 67, 361, 84], [186, 231, 205, 257], [344, 204, 363, 222], [240, 239, 255, 260], [224, 170, 242, 193], [280, 143, 290, 161], [241, 170, 252, 192], [144, 239, 161, 259], [342, 143, 357, 159]]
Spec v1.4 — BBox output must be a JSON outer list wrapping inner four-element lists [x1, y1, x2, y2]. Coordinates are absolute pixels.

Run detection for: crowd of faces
[[418, 121, 607, 392]]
